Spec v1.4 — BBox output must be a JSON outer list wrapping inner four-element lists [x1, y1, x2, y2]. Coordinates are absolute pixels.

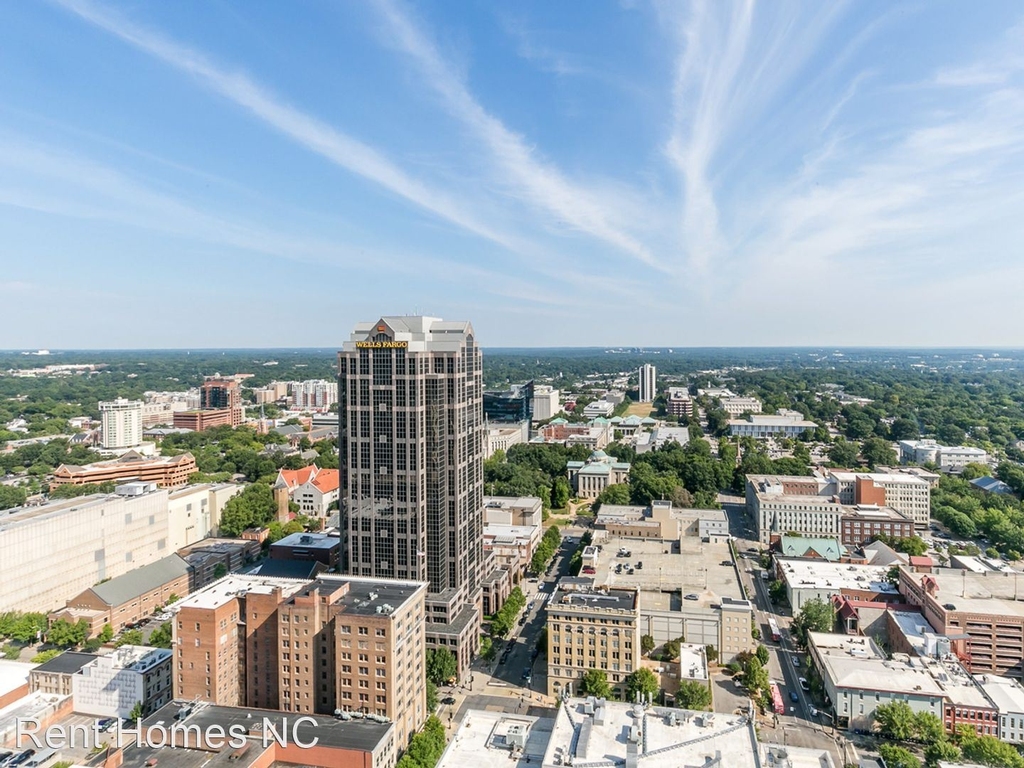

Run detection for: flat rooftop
[[777, 558, 899, 596], [542, 698, 759, 768], [313, 575, 426, 616], [0, 659, 35, 699], [549, 585, 637, 613], [436, 711, 554, 768], [761, 744, 837, 768], [888, 611, 947, 656], [829, 471, 929, 486], [0, 692, 66, 747], [916, 567, 1024, 618], [978, 675, 1024, 715], [272, 532, 340, 550], [175, 574, 310, 611], [592, 536, 744, 609]]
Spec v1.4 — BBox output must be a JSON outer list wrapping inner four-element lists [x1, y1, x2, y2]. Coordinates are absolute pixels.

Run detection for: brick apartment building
[[172, 574, 427, 749], [173, 377, 244, 431]]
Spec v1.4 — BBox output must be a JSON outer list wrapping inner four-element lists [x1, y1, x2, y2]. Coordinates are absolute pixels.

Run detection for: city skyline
[[2, 1, 1023, 348]]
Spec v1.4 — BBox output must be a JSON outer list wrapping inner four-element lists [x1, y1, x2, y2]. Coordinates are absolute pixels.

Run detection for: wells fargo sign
[[355, 340, 408, 349]]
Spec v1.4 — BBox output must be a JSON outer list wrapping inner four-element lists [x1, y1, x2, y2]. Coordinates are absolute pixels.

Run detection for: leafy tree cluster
[[956, 723, 1024, 768], [395, 716, 446, 768], [932, 474, 1024, 558], [625, 667, 660, 703], [149, 622, 173, 649], [675, 679, 712, 710], [424, 648, 458, 686], [32, 649, 62, 664], [489, 587, 527, 639], [49, 482, 116, 499], [47, 619, 91, 648], [578, 668, 612, 699], [529, 526, 562, 574], [0, 485, 27, 510], [789, 598, 834, 647], [641, 635, 655, 656], [116, 629, 144, 647], [568, 531, 593, 576], [0, 612, 48, 643], [484, 445, 591, 507], [161, 426, 301, 482], [873, 533, 929, 556], [218, 483, 278, 536], [0, 439, 97, 479]]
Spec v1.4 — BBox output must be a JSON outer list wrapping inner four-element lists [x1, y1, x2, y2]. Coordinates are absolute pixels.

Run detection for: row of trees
[[529, 526, 562, 574], [577, 667, 660, 702], [395, 716, 446, 768], [875, 700, 1024, 768], [484, 444, 587, 509], [489, 587, 527, 639], [932, 473, 1024, 559]]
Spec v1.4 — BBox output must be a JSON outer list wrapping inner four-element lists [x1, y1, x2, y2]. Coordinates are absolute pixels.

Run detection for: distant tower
[[98, 398, 143, 449], [638, 364, 656, 403]]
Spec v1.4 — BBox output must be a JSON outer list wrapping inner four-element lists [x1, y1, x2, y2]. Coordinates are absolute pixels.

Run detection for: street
[[721, 499, 853, 763], [437, 523, 587, 728]]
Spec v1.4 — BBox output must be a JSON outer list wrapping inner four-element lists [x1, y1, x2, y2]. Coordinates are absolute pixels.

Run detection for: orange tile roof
[[277, 465, 318, 490], [311, 469, 340, 493]]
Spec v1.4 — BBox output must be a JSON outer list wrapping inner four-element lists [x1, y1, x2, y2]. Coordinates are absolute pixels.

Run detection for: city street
[[439, 525, 586, 728], [721, 500, 853, 763]]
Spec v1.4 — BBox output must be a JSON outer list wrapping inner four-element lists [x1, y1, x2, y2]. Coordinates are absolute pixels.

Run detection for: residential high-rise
[[172, 573, 428, 748], [99, 398, 143, 449], [338, 316, 484, 677], [638, 364, 656, 403]]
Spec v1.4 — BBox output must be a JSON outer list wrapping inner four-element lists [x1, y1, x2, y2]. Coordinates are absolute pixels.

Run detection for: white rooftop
[[175, 574, 309, 611], [913, 567, 1024, 618], [829, 471, 929, 486], [436, 710, 554, 768], [761, 744, 837, 768], [542, 698, 759, 768], [776, 558, 899, 596], [978, 675, 1024, 715], [0, 659, 35, 699]]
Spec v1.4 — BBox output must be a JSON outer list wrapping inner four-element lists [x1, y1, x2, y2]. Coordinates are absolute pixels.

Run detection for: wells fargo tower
[[338, 316, 484, 675]]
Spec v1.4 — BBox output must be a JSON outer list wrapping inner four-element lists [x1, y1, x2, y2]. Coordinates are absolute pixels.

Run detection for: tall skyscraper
[[338, 316, 484, 675], [638, 363, 656, 403], [98, 398, 143, 449]]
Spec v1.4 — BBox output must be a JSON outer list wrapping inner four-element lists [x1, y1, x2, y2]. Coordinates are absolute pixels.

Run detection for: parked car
[[441, 696, 456, 706], [522, 667, 532, 680], [9, 751, 35, 767], [789, 690, 799, 702], [684, 593, 699, 601], [799, 678, 809, 691], [98, 718, 116, 732], [791, 656, 800, 667]]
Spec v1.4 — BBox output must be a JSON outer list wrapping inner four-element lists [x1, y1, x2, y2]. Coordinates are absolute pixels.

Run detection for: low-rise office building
[[484, 422, 529, 458], [900, 439, 989, 470], [270, 531, 342, 569], [776, 558, 899, 610], [50, 450, 197, 488], [483, 496, 543, 527], [720, 395, 762, 416], [583, 400, 615, 419], [28, 652, 96, 697], [728, 412, 817, 439], [483, 524, 541, 583], [72, 645, 173, 718], [830, 471, 932, 529], [595, 501, 726, 542], [531, 385, 560, 422], [50, 554, 192, 635], [0, 659, 34, 710], [978, 675, 1024, 744], [809, 632, 998, 735]]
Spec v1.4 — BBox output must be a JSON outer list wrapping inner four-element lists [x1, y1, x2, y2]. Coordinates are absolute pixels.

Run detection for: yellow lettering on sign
[[355, 341, 408, 349]]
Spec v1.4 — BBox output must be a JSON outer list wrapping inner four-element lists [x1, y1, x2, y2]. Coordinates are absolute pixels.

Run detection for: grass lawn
[[625, 402, 654, 417]]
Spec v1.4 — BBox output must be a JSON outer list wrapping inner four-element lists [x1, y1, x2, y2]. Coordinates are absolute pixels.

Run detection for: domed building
[[566, 450, 631, 499]]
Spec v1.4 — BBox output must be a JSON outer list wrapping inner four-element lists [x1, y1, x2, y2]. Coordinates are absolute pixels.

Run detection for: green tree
[[956, 724, 1024, 768], [625, 667, 660, 703], [861, 437, 897, 468], [662, 637, 681, 661], [426, 680, 438, 712], [924, 740, 962, 767], [31, 649, 62, 663], [878, 743, 920, 768], [551, 477, 571, 509], [116, 629, 143, 647], [218, 483, 277, 536], [675, 680, 712, 710], [874, 700, 916, 741], [704, 645, 718, 663], [425, 648, 458, 686], [479, 636, 495, 662], [827, 438, 860, 468], [98, 624, 114, 643], [641, 635, 655, 656], [755, 645, 769, 665], [742, 657, 769, 698], [790, 598, 834, 645], [47, 619, 85, 648], [0, 485, 27, 510], [149, 622, 173, 649], [396, 716, 446, 768], [129, 702, 145, 721], [595, 483, 631, 509], [768, 580, 788, 604], [913, 711, 945, 745], [578, 669, 612, 699], [213, 563, 228, 579]]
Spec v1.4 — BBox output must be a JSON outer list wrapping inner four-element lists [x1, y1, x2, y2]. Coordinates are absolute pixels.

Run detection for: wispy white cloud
[[53, 0, 520, 251], [500, 16, 588, 77], [371, 0, 664, 272]]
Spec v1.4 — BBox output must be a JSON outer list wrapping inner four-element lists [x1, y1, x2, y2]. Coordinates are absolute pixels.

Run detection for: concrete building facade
[[72, 645, 173, 718], [99, 398, 143, 450], [531, 385, 560, 422], [638, 364, 656, 403]]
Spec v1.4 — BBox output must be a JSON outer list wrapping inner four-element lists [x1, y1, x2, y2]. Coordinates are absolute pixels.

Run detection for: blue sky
[[1, 1, 1023, 348]]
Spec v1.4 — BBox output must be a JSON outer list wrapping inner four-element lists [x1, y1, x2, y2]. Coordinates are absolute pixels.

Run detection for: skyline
[[2, 1, 1023, 348]]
